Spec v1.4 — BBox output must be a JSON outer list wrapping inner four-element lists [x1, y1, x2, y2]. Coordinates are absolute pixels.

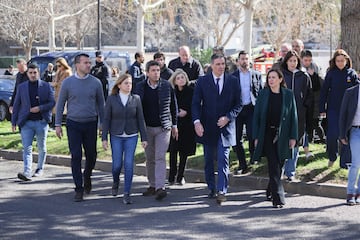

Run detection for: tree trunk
[[48, 0, 56, 52], [136, 6, 145, 52], [243, 1, 255, 57], [340, 0, 360, 70]]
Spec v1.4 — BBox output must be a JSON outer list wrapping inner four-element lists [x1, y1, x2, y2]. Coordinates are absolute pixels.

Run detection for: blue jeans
[[20, 119, 49, 177], [203, 137, 230, 193], [110, 135, 138, 194], [284, 146, 299, 178], [348, 127, 360, 195], [66, 119, 98, 192]]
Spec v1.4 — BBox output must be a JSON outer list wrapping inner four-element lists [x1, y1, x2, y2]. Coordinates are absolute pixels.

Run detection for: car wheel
[[0, 102, 9, 121]]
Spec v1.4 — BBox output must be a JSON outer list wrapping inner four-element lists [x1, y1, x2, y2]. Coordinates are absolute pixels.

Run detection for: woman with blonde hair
[[102, 73, 148, 204], [53, 57, 72, 100], [51, 58, 72, 126], [168, 69, 196, 185]]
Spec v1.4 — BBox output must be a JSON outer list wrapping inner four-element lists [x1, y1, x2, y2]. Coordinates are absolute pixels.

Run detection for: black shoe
[[286, 176, 294, 182], [272, 204, 284, 208], [208, 190, 216, 199], [266, 195, 272, 201], [17, 172, 31, 181], [84, 178, 92, 194], [112, 182, 119, 196], [143, 187, 156, 196], [155, 188, 167, 200], [74, 191, 84, 202]]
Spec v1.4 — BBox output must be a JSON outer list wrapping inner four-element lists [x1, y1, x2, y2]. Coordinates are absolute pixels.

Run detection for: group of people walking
[[9, 43, 360, 207]]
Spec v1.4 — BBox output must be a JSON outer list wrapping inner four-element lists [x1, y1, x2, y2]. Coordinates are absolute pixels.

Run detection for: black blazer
[[102, 94, 147, 142]]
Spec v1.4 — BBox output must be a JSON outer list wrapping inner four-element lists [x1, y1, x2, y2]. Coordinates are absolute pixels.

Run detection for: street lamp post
[[97, 0, 101, 50]]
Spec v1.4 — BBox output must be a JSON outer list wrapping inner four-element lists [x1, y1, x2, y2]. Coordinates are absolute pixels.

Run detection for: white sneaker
[[305, 152, 314, 160], [33, 168, 43, 177]]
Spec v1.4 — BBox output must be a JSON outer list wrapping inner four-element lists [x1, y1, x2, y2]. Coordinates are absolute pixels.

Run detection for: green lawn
[[0, 120, 348, 185]]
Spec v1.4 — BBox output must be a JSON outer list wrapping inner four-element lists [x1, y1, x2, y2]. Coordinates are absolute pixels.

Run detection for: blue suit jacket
[[192, 73, 241, 146], [339, 84, 360, 140], [11, 80, 55, 128]]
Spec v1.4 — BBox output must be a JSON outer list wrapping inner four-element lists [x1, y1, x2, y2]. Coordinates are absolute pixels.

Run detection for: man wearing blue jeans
[[11, 63, 55, 181], [339, 83, 360, 205], [55, 53, 105, 202]]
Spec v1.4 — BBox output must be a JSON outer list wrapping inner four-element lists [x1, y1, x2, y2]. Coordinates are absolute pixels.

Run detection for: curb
[[0, 149, 346, 199]]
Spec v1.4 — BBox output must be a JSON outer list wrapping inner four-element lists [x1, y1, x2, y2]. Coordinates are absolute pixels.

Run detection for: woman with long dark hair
[[280, 50, 312, 181], [253, 69, 298, 208], [319, 49, 359, 168]]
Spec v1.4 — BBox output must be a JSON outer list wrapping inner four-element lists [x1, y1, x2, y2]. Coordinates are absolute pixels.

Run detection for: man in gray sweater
[[55, 53, 105, 202]]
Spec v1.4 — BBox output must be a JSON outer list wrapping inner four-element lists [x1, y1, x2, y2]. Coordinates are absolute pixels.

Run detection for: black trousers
[[264, 129, 285, 205], [168, 139, 188, 183], [234, 104, 255, 170]]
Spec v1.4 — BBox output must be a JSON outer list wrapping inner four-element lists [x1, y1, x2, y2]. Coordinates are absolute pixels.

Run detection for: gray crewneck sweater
[[55, 73, 105, 125]]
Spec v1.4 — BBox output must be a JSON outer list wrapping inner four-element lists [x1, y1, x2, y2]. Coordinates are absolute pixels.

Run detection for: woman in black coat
[[168, 69, 196, 185], [280, 50, 312, 181]]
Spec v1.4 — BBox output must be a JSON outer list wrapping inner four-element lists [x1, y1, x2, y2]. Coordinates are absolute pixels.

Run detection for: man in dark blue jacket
[[168, 45, 204, 84], [129, 52, 145, 92], [91, 51, 111, 100], [11, 63, 55, 181]]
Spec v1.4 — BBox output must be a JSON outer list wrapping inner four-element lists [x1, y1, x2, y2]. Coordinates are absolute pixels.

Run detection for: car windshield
[[0, 79, 15, 91]]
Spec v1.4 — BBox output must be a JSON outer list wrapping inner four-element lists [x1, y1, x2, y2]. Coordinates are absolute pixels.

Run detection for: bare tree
[[254, 0, 340, 55], [101, 0, 137, 45], [133, 0, 167, 52], [0, 1, 47, 60], [340, 0, 360, 70], [179, 0, 246, 47], [46, 0, 98, 51]]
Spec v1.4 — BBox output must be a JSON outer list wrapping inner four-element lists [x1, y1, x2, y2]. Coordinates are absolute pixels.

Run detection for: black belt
[[352, 126, 360, 128]]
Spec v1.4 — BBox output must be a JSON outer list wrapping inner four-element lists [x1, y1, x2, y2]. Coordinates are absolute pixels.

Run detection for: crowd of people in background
[[7, 41, 360, 207]]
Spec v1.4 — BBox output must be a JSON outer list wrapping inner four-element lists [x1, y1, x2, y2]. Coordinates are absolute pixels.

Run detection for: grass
[[0, 120, 348, 185]]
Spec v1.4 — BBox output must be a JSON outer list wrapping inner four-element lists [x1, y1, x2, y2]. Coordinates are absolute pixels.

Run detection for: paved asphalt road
[[0, 159, 359, 240]]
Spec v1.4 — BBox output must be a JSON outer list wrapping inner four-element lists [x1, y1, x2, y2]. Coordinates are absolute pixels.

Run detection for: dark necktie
[[216, 78, 220, 95]]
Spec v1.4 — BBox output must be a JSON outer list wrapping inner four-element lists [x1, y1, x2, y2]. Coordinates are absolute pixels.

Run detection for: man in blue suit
[[192, 54, 241, 203], [11, 63, 55, 181]]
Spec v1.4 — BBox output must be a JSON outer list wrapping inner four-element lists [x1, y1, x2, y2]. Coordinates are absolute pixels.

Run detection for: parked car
[[28, 50, 132, 77], [0, 76, 15, 121]]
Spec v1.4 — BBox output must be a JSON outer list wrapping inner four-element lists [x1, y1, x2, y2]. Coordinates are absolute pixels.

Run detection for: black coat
[[282, 69, 312, 142], [169, 85, 196, 156]]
